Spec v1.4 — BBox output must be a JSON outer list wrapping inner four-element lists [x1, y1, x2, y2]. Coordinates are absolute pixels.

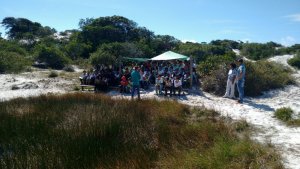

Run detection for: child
[[120, 76, 129, 93], [173, 76, 182, 96], [155, 75, 163, 95]]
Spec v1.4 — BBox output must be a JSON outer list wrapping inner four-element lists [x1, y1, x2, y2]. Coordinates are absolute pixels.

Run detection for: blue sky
[[0, 0, 300, 46]]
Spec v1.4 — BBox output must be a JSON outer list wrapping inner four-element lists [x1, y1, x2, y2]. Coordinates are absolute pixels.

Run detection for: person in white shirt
[[223, 63, 237, 99], [173, 76, 182, 96], [155, 75, 164, 95]]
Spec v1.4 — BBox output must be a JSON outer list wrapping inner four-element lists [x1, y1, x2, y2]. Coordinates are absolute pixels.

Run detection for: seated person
[[155, 75, 163, 95], [173, 77, 182, 96], [79, 70, 87, 84], [164, 77, 173, 97], [120, 76, 129, 93]]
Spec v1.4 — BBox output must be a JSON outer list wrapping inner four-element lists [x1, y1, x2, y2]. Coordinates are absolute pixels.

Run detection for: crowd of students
[[80, 60, 199, 97]]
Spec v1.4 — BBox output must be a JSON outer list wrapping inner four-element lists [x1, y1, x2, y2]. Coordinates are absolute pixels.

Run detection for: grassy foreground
[[0, 93, 283, 169]]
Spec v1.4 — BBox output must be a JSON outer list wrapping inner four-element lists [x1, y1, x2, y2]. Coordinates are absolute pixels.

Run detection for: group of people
[[117, 60, 198, 99], [223, 59, 246, 104], [79, 67, 120, 91], [79, 58, 246, 103]]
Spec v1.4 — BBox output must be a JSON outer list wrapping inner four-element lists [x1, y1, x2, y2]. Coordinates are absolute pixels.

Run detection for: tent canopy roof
[[122, 57, 149, 62], [150, 51, 189, 61]]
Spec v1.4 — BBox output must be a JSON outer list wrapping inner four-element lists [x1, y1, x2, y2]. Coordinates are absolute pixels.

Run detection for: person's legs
[[131, 85, 136, 98], [237, 80, 244, 103], [155, 85, 159, 94], [164, 87, 168, 96], [178, 87, 181, 96], [223, 79, 231, 97], [229, 82, 235, 98], [137, 85, 140, 100], [159, 85, 163, 95]]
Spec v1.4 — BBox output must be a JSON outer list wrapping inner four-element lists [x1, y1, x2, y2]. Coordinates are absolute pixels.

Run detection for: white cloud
[[281, 36, 296, 47], [181, 39, 198, 43], [285, 14, 300, 22]]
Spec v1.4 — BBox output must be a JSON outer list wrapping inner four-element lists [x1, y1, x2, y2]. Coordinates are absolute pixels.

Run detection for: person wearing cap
[[236, 59, 246, 103], [131, 66, 141, 100]]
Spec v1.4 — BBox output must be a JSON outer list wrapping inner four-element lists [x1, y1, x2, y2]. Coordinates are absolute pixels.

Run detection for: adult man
[[131, 66, 141, 100], [236, 59, 246, 103]]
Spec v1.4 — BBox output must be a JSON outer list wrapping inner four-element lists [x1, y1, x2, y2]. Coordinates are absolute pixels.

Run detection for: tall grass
[[0, 93, 283, 169]]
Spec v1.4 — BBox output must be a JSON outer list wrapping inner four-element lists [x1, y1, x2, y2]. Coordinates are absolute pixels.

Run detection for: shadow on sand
[[243, 99, 275, 112]]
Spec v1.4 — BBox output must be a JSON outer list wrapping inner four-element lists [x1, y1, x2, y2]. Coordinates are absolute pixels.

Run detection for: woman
[[223, 63, 237, 99]]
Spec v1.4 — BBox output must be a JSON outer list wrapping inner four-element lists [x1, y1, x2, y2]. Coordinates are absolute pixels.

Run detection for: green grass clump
[[287, 53, 300, 69], [48, 70, 58, 78], [275, 107, 293, 121], [275, 107, 300, 126], [0, 93, 283, 169]]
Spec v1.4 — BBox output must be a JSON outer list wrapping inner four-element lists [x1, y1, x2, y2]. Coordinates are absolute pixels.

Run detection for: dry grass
[[0, 93, 284, 169]]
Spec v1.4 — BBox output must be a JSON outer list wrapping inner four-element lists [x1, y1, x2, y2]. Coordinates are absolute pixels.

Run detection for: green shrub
[[200, 60, 294, 96], [275, 107, 300, 126], [275, 107, 293, 121], [35, 45, 70, 69], [240, 42, 276, 60], [197, 53, 237, 77], [287, 53, 300, 69], [245, 61, 294, 96], [0, 51, 31, 73], [0, 39, 28, 56], [48, 70, 58, 78], [90, 50, 116, 66]]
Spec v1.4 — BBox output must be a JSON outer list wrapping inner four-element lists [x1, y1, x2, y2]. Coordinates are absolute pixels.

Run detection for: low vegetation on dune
[[244, 61, 295, 96], [275, 107, 300, 126], [0, 93, 283, 169], [288, 52, 300, 69], [199, 58, 295, 96]]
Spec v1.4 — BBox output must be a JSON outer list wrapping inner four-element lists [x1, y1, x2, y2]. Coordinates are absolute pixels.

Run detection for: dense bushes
[[0, 51, 31, 73], [35, 45, 70, 69], [240, 42, 277, 60], [0, 93, 283, 169], [288, 52, 300, 69], [200, 59, 294, 97], [197, 54, 237, 95], [245, 61, 294, 96]]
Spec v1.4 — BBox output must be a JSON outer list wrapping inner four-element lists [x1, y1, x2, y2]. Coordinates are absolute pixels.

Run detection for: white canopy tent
[[150, 51, 189, 61]]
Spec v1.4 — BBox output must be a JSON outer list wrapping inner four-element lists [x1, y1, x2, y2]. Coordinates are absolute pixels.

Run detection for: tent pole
[[190, 57, 193, 89], [119, 58, 122, 75]]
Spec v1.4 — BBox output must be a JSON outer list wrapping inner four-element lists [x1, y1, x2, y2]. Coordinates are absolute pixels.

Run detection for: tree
[[1, 17, 56, 42], [90, 42, 143, 66]]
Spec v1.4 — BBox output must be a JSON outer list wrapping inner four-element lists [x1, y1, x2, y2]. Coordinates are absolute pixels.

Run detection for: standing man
[[236, 59, 246, 103], [131, 66, 141, 100]]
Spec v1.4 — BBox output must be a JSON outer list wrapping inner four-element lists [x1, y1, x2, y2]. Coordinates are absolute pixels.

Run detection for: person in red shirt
[[120, 76, 129, 93]]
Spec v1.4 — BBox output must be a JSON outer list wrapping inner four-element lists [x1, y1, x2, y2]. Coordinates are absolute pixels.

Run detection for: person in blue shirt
[[236, 59, 246, 103], [131, 66, 141, 100]]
